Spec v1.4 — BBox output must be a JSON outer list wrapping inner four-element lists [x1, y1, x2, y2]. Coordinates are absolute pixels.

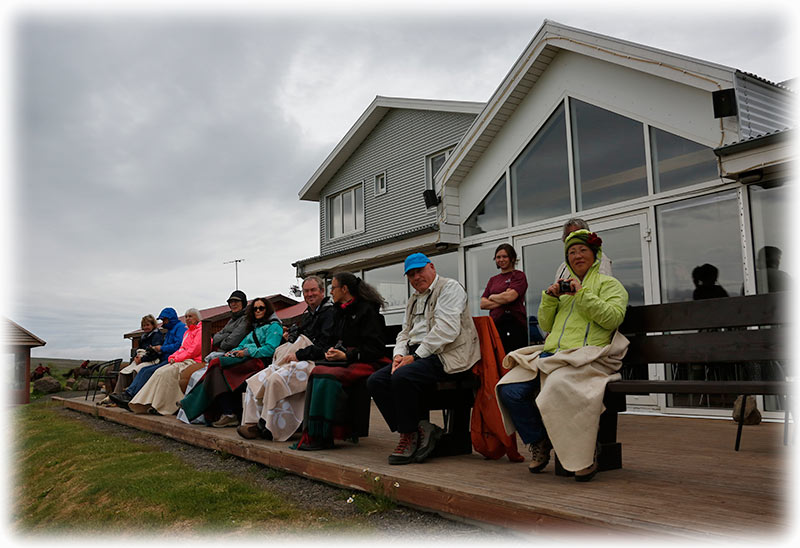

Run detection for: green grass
[[12, 401, 357, 534]]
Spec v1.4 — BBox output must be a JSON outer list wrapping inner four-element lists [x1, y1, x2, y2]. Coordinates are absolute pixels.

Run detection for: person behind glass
[[128, 308, 204, 415], [291, 272, 387, 450], [496, 230, 628, 482], [98, 314, 164, 406], [179, 297, 283, 427], [554, 219, 612, 282], [110, 307, 187, 409], [480, 243, 528, 353], [692, 263, 729, 300], [367, 253, 481, 465]]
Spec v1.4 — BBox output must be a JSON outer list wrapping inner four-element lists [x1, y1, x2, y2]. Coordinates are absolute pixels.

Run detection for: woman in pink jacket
[[129, 308, 205, 415]]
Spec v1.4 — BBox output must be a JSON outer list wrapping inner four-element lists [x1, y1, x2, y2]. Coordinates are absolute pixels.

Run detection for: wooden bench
[[556, 292, 791, 475]]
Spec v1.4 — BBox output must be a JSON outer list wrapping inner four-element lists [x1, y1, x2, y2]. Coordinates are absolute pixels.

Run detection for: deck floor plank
[[54, 396, 790, 538]]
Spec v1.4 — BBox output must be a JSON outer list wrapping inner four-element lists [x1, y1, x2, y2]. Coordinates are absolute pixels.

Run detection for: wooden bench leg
[[432, 406, 472, 457], [735, 394, 748, 451]]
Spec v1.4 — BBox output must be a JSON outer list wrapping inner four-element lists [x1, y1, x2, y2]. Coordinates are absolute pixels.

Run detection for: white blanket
[[496, 330, 629, 471]]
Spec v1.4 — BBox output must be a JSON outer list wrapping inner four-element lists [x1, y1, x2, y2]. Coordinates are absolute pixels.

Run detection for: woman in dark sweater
[[291, 272, 387, 450]]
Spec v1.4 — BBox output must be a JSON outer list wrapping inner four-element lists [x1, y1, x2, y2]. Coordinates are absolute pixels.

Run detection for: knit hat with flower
[[564, 229, 603, 263]]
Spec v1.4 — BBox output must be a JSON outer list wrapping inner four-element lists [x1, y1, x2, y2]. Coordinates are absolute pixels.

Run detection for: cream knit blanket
[[496, 330, 629, 471]]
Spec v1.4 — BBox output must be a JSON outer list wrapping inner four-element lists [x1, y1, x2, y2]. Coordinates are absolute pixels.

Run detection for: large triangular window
[[463, 174, 507, 237], [650, 127, 718, 192], [570, 98, 648, 211], [510, 103, 571, 225]]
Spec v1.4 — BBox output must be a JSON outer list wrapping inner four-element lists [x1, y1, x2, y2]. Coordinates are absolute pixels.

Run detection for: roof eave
[[298, 96, 485, 202]]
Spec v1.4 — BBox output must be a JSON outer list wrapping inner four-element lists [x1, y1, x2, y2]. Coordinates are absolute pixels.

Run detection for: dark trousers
[[367, 354, 451, 434]]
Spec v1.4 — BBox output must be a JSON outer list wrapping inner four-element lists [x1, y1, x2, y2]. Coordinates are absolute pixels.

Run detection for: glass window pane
[[463, 175, 508, 237], [342, 191, 354, 233], [570, 98, 647, 210], [364, 262, 407, 309], [430, 153, 447, 179], [430, 251, 459, 282], [650, 127, 718, 193], [355, 186, 364, 231], [657, 191, 745, 410], [331, 194, 342, 238], [750, 181, 791, 294], [599, 224, 645, 306], [510, 103, 570, 225], [749, 180, 791, 411], [656, 191, 743, 304], [520, 238, 564, 343], [465, 241, 504, 317]]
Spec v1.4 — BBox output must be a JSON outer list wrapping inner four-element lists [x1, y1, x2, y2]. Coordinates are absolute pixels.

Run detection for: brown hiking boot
[[527, 436, 552, 473], [388, 432, 419, 465]]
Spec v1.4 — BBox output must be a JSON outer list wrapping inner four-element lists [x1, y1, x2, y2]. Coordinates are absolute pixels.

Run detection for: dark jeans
[[495, 351, 553, 445], [367, 354, 451, 434], [124, 360, 168, 397]]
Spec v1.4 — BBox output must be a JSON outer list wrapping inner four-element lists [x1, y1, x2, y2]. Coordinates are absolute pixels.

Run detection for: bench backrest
[[617, 293, 789, 365]]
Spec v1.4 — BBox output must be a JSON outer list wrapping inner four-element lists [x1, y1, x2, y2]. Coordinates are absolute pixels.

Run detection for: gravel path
[[48, 392, 498, 538]]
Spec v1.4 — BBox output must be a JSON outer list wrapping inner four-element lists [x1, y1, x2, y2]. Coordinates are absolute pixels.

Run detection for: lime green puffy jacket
[[538, 252, 629, 354]]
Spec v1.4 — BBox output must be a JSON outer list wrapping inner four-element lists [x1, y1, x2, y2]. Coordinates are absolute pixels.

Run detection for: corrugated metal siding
[[735, 73, 796, 140], [319, 109, 477, 256]]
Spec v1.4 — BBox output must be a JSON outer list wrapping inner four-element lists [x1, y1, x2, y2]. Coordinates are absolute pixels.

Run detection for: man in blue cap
[[367, 252, 481, 465]]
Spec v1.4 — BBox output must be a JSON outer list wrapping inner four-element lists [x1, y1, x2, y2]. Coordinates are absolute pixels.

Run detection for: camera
[[558, 280, 573, 294]]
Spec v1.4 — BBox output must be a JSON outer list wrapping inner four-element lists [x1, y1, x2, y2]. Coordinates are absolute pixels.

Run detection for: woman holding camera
[[480, 243, 528, 353], [496, 230, 628, 482]]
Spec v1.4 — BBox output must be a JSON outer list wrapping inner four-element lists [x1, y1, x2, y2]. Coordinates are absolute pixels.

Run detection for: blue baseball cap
[[404, 252, 432, 274]]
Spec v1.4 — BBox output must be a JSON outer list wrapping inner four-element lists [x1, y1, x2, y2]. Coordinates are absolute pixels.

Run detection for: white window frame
[[426, 146, 455, 190], [327, 184, 365, 240], [374, 172, 387, 196]]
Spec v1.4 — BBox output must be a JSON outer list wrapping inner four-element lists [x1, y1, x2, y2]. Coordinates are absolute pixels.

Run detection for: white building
[[295, 20, 795, 420]]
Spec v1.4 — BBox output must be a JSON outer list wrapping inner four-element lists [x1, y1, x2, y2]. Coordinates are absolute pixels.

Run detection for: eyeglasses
[[253, 305, 267, 311]]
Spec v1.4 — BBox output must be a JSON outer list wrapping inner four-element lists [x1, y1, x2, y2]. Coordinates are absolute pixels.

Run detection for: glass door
[[516, 212, 657, 407]]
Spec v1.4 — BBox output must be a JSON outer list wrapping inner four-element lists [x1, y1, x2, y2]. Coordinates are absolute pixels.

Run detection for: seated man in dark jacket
[[285, 275, 336, 362], [204, 290, 251, 363]]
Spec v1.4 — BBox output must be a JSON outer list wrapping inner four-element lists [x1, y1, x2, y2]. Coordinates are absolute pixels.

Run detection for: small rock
[[33, 376, 62, 394], [74, 379, 91, 391]]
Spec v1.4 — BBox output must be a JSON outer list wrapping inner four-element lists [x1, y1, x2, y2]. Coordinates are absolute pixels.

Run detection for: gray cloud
[[6, 5, 795, 359]]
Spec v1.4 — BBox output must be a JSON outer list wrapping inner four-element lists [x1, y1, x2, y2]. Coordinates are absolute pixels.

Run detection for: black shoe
[[109, 392, 131, 411], [414, 420, 443, 463]]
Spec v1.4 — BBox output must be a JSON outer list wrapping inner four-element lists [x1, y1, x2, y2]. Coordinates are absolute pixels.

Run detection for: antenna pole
[[223, 259, 245, 289]]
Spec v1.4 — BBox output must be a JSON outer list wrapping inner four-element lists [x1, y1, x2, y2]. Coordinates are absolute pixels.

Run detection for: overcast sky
[[2, 0, 797, 361]]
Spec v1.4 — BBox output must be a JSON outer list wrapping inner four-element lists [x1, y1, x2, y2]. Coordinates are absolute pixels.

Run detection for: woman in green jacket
[[497, 229, 628, 481]]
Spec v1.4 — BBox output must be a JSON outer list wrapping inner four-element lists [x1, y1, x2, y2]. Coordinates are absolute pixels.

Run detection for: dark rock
[[33, 376, 62, 394]]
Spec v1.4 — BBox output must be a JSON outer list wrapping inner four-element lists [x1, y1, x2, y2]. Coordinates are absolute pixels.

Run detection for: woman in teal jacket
[[497, 230, 628, 481], [180, 297, 283, 426]]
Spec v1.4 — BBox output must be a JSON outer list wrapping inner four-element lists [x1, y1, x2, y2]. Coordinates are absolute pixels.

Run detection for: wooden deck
[[55, 396, 791, 539]]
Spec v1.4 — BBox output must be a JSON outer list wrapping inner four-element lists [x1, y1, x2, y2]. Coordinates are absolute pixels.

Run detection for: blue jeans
[[125, 360, 168, 397], [496, 351, 553, 445]]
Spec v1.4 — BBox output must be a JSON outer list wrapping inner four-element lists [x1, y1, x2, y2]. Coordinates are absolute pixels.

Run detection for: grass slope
[[12, 401, 357, 535]]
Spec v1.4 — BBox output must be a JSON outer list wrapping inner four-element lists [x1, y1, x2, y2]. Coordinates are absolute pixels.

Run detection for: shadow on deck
[[54, 396, 792, 540]]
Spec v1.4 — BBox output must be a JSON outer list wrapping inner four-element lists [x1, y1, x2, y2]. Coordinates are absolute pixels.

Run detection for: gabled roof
[[298, 95, 485, 201], [3, 317, 46, 347], [438, 19, 792, 190]]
